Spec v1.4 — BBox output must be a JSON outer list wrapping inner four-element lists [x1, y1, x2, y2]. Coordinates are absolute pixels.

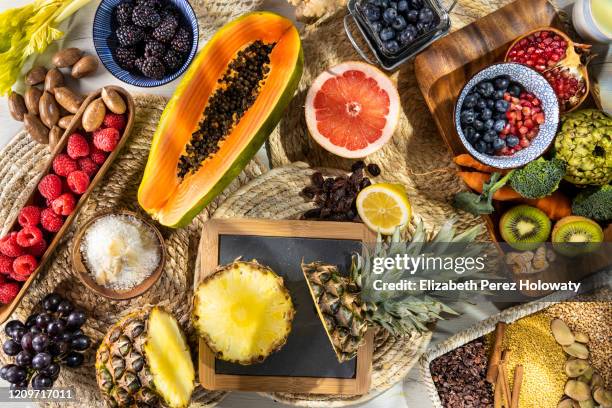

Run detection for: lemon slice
[[356, 183, 411, 235]]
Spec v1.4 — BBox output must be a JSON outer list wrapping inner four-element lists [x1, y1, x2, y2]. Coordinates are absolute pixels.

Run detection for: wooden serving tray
[[414, 0, 560, 243], [0, 86, 134, 323], [197, 219, 375, 394]]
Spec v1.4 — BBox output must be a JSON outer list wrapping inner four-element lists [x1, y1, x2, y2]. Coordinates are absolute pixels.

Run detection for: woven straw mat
[[0, 0, 268, 406], [268, 0, 568, 234], [212, 162, 432, 407]]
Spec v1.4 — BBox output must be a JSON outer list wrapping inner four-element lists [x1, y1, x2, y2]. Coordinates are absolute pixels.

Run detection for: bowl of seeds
[[72, 210, 166, 300]]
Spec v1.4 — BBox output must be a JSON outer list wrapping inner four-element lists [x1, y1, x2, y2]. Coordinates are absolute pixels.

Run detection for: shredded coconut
[[81, 214, 161, 290]]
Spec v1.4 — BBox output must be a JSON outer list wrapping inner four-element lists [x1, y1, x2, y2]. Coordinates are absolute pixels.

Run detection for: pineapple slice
[[95, 307, 195, 408], [193, 260, 295, 365]]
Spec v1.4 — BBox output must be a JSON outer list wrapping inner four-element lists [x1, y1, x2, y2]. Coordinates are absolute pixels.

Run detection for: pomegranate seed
[[520, 138, 530, 148]]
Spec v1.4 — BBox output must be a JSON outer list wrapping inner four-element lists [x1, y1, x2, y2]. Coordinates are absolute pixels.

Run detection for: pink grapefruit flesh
[[305, 61, 400, 158]]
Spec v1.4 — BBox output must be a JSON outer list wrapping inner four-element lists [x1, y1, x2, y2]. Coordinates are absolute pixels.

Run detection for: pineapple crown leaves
[[350, 217, 486, 336]]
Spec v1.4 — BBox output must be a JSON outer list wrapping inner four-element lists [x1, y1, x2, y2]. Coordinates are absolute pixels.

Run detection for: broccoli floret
[[508, 157, 567, 199], [572, 185, 612, 222]]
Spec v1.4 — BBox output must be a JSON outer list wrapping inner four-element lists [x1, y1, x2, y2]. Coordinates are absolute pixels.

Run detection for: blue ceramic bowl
[[454, 63, 559, 169], [93, 0, 199, 87]]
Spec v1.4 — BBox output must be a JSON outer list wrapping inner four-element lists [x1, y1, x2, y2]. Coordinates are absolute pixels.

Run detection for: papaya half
[[138, 12, 303, 227]]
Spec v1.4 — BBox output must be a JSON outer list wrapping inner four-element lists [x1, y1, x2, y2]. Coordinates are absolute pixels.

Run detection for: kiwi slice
[[552, 216, 603, 257], [500, 205, 551, 251]]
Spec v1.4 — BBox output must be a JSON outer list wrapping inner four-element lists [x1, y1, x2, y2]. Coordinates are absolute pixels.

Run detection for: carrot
[[457, 171, 522, 201], [523, 191, 571, 220], [454, 154, 499, 173]]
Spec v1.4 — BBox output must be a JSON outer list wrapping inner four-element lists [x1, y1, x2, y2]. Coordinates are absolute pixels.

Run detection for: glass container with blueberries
[[345, 0, 456, 70]]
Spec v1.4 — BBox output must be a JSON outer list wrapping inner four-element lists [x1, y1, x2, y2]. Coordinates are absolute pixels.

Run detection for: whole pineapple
[[303, 218, 484, 362], [96, 307, 195, 408]]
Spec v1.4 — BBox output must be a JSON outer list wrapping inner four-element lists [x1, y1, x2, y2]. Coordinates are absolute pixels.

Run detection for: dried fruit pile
[[0, 89, 127, 305], [300, 161, 380, 221], [111, 0, 193, 79], [1, 293, 91, 390], [357, 0, 438, 54], [506, 29, 591, 112], [460, 75, 544, 156]]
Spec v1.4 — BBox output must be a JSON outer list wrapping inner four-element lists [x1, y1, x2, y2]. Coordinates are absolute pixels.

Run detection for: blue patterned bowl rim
[[454, 62, 560, 169], [93, 0, 199, 87]]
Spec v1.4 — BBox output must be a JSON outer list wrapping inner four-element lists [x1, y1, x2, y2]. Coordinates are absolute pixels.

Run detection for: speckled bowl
[[93, 0, 199, 87], [454, 63, 559, 169]]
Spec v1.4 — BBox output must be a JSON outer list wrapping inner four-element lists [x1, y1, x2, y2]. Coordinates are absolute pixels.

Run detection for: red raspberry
[[90, 145, 108, 165], [13, 255, 38, 278], [0, 282, 20, 304], [10, 272, 28, 282], [18, 206, 41, 227], [0, 233, 25, 257], [27, 239, 47, 258], [38, 174, 63, 200], [16, 226, 43, 248], [0, 274, 4, 284], [0, 254, 14, 275], [67, 133, 90, 159], [41, 208, 63, 232], [51, 193, 76, 216], [52, 154, 78, 177], [77, 157, 99, 178], [67, 171, 90, 194], [103, 113, 126, 131], [93, 128, 120, 152]]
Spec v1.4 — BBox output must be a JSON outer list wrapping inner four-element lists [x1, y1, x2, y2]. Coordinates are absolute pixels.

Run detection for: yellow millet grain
[[502, 312, 567, 408]]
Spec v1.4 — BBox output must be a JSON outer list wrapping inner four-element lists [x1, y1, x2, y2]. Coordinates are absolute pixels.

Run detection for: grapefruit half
[[305, 61, 400, 158]]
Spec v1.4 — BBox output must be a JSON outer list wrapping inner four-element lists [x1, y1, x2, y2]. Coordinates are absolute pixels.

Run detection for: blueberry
[[473, 120, 484, 131], [383, 8, 398, 23], [392, 15, 407, 30], [485, 144, 495, 155], [493, 137, 506, 150], [486, 99, 495, 108], [379, 27, 395, 41], [384, 40, 400, 53], [418, 7, 434, 23], [397, 0, 409, 11], [494, 76, 510, 90], [463, 94, 478, 109], [480, 108, 492, 120], [475, 140, 487, 153], [483, 130, 497, 143], [406, 9, 418, 23], [380, 0, 389, 7], [363, 5, 381, 21], [508, 83, 522, 97], [398, 26, 416, 44], [464, 126, 476, 141], [477, 82, 495, 97], [476, 99, 487, 111], [484, 118, 495, 130], [410, 0, 423, 8], [493, 119, 506, 133], [495, 112, 507, 120], [473, 132, 482, 140], [493, 89, 505, 100], [370, 21, 383, 32], [460, 109, 475, 125], [389, 1, 398, 9], [495, 99, 509, 112], [506, 135, 519, 147]]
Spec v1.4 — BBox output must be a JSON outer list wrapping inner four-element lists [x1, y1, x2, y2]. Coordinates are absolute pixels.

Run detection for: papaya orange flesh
[[138, 12, 303, 227]]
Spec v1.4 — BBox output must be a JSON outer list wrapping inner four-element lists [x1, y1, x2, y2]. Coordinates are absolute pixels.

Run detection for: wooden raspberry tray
[[0, 86, 134, 323]]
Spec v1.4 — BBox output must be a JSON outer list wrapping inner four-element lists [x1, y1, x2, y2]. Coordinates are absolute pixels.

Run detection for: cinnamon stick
[[487, 322, 507, 383], [510, 365, 524, 408], [494, 371, 503, 408], [499, 362, 513, 408]]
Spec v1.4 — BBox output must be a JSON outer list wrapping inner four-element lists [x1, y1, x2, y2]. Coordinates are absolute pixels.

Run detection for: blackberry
[[136, 0, 161, 9], [171, 27, 191, 53], [114, 2, 134, 26], [163, 49, 183, 71], [152, 17, 178, 43], [132, 5, 161, 27], [144, 41, 165, 59], [114, 47, 138, 70], [116, 25, 145, 47], [140, 57, 165, 79], [135, 57, 145, 72]]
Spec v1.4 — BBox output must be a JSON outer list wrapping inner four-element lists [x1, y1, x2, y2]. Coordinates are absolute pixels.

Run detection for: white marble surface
[[0, 0, 606, 408]]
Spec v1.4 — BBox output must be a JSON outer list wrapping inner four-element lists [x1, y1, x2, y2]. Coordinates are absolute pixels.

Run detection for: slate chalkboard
[[215, 235, 361, 379], [197, 219, 374, 394]]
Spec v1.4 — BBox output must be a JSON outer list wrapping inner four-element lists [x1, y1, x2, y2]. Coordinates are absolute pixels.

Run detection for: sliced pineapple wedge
[[192, 260, 295, 365]]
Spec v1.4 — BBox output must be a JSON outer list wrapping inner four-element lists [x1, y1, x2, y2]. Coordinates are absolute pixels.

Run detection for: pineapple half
[[302, 262, 368, 363], [192, 260, 295, 365], [95, 307, 195, 408]]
